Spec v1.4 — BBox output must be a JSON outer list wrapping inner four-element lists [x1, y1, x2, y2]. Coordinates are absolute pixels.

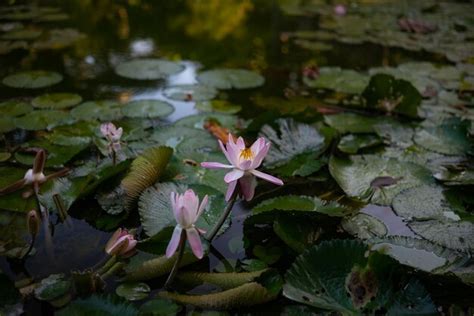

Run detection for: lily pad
[[115, 59, 183, 80], [115, 282, 150, 301], [2, 70, 63, 88], [329, 154, 433, 205], [139, 298, 182, 316], [195, 100, 241, 114], [342, 213, 388, 239], [324, 113, 380, 134], [434, 166, 474, 186], [163, 84, 218, 102], [71, 100, 122, 121], [338, 134, 382, 154], [56, 295, 138, 316], [362, 73, 422, 118], [409, 220, 474, 251], [122, 99, 174, 118], [0, 100, 32, 116], [259, 118, 325, 168], [0, 117, 15, 133], [1, 28, 41, 40], [303, 67, 369, 94], [34, 274, 71, 307], [197, 68, 265, 89], [32, 93, 82, 109], [14, 109, 70, 130]]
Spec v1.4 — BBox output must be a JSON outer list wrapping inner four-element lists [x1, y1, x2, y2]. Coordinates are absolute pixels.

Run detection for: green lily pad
[[32, 28, 85, 50], [1, 28, 42, 40], [138, 182, 228, 237], [150, 125, 210, 148], [197, 68, 265, 89], [32, 93, 82, 109], [413, 118, 472, 156], [56, 295, 138, 316], [253, 195, 351, 217], [329, 154, 433, 205], [303, 67, 369, 94], [260, 118, 325, 168], [0, 152, 11, 162], [338, 134, 382, 154], [283, 239, 436, 314], [362, 73, 422, 118], [270, 153, 326, 177], [273, 214, 322, 253], [139, 298, 182, 316], [115, 282, 150, 301], [115, 59, 183, 80], [0, 100, 32, 116], [14, 109, 71, 130], [0, 117, 15, 133], [163, 84, 218, 102], [2, 70, 63, 89], [122, 99, 174, 118], [71, 100, 122, 121], [324, 113, 381, 134], [37, 12, 69, 22], [0, 166, 37, 212], [434, 166, 474, 185], [195, 100, 241, 114], [342, 213, 388, 239], [175, 113, 241, 130], [34, 274, 71, 303], [0, 40, 28, 54]]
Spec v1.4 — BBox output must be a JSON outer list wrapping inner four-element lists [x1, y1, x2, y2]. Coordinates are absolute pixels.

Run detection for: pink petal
[[250, 137, 266, 153], [224, 169, 244, 183], [197, 195, 208, 218], [239, 159, 252, 170], [226, 180, 237, 201], [201, 162, 234, 169], [239, 175, 257, 201], [186, 228, 204, 259], [251, 143, 271, 169], [218, 140, 236, 166], [166, 226, 183, 258], [251, 169, 284, 186], [236, 137, 246, 150], [182, 190, 198, 225], [225, 139, 239, 166]]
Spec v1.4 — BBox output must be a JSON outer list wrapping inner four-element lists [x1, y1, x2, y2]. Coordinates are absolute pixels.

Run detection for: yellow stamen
[[240, 148, 253, 160]]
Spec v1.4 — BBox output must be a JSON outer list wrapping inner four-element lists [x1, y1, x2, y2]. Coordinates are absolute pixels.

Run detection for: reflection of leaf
[[260, 118, 325, 168]]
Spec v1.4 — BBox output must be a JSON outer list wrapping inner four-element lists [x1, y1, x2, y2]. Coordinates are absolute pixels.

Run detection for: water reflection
[[361, 204, 416, 237]]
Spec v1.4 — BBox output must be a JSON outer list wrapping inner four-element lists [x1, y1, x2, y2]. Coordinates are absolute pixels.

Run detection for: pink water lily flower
[[166, 190, 208, 259], [201, 135, 283, 201], [100, 122, 123, 152], [105, 228, 137, 258]]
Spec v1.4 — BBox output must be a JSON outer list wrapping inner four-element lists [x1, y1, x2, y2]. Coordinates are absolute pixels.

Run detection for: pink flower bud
[[105, 228, 137, 257], [27, 210, 40, 237]]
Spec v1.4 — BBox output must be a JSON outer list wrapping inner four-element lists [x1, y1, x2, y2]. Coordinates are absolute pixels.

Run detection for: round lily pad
[[2, 70, 63, 88], [115, 59, 183, 80], [303, 67, 369, 94], [0, 152, 11, 162], [32, 93, 82, 109], [37, 13, 69, 22], [71, 100, 122, 121], [122, 99, 174, 118], [0, 117, 15, 133], [116, 282, 150, 301], [0, 100, 32, 116], [195, 99, 242, 114], [14, 109, 70, 130], [163, 84, 218, 101], [197, 68, 265, 89]]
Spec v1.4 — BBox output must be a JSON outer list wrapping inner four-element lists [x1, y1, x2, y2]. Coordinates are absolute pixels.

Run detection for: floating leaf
[[115, 59, 183, 80], [0, 166, 36, 212], [122, 99, 174, 119], [197, 68, 264, 89], [253, 195, 351, 217], [362, 73, 422, 118], [270, 153, 326, 177], [303, 67, 369, 94], [195, 100, 241, 114], [329, 154, 433, 205], [434, 166, 474, 185], [338, 134, 382, 154], [273, 214, 321, 253], [386, 279, 438, 316], [0, 117, 15, 133], [163, 84, 218, 101], [324, 113, 380, 134], [14, 109, 70, 130], [2, 70, 62, 88], [56, 295, 138, 316], [1, 28, 42, 40], [159, 282, 276, 309], [409, 221, 474, 252], [32, 93, 82, 109], [32, 28, 85, 50], [342, 213, 387, 239], [177, 270, 267, 290], [259, 118, 325, 168], [71, 100, 122, 121], [115, 282, 150, 301], [121, 146, 173, 208], [0, 100, 32, 116], [34, 274, 72, 307], [174, 113, 241, 130], [139, 298, 181, 316]]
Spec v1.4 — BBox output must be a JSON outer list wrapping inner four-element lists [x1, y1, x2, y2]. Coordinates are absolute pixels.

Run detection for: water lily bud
[[26, 210, 40, 237], [105, 228, 137, 257]]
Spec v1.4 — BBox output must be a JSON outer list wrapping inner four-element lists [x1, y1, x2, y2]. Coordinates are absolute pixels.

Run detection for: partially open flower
[[100, 122, 123, 143], [201, 135, 283, 201], [105, 228, 137, 258], [166, 190, 208, 259], [26, 210, 40, 237]]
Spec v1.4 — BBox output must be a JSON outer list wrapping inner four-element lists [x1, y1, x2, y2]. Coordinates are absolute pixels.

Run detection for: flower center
[[240, 148, 253, 160]]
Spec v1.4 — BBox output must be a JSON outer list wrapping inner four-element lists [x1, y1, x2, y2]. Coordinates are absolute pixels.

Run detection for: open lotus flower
[[201, 135, 283, 201], [105, 228, 137, 258], [166, 190, 208, 259]]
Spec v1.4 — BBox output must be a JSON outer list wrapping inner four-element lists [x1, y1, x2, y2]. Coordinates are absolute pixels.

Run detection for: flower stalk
[[205, 188, 239, 242], [163, 229, 186, 289]]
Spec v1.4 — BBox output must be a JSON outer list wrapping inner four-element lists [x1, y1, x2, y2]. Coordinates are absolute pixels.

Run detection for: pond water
[[0, 1, 473, 315]]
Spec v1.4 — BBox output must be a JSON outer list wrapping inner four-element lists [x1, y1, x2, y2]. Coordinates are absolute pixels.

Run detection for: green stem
[[100, 262, 124, 280], [96, 255, 117, 275], [22, 234, 36, 260], [205, 189, 238, 242], [164, 230, 186, 289]]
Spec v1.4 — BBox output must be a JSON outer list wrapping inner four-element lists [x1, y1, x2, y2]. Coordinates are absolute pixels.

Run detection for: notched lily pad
[[71, 100, 122, 121], [115, 282, 150, 301], [14, 109, 71, 130], [197, 68, 265, 89], [122, 99, 174, 118], [163, 84, 218, 102], [32, 93, 82, 109], [115, 59, 183, 80], [2, 70, 63, 88]]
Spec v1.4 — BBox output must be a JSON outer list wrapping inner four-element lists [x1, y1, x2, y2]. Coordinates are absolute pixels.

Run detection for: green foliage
[[115, 59, 183, 80], [197, 68, 264, 89], [56, 295, 138, 316], [2, 70, 62, 88]]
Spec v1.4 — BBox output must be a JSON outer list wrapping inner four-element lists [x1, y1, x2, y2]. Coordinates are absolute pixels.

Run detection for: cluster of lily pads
[[0, 1, 474, 316]]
